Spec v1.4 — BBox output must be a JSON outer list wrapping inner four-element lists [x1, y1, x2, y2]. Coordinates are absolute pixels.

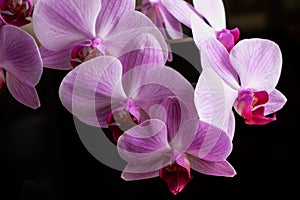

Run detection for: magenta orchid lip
[[0, 0, 287, 196]]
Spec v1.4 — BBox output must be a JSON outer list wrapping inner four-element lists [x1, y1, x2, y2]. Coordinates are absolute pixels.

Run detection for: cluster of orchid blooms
[[0, 0, 287, 195]]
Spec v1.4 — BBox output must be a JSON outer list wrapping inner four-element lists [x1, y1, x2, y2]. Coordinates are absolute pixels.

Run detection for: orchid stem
[[166, 37, 194, 44]]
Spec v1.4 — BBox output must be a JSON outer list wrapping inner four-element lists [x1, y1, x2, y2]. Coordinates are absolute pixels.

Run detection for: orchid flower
[[59, 33, 196, 142], [32, 0, 168, 70], [136, 0, 199, 61], [0, 0, 33, 27], [136, 0, 195, 40], [0, 23, 43, 108], [194, 38, 287, 139], [117, 98, 236, 195], [191, 0, 240, 52]]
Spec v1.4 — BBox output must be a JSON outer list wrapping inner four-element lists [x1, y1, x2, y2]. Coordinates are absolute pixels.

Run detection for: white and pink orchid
[[0, 20, 42, 108], [194, 38, 287, 140], [33, 0, 168, 70]]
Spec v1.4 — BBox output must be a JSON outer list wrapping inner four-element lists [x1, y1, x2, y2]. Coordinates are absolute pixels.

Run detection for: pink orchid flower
[[194, 38, 287, 139], [191, 0, 240, 52], [0, 0, 33, 27], [32, 0, 168, 70], [0, 22, 43, 108], [117, 102, 236, 195], [59, 33, 196, 142], [137, 0, 197, 40], [137, 0, 199, 61]]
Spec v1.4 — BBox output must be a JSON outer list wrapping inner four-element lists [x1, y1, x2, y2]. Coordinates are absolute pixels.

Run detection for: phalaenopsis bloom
[[136, 0, 200, 61], [194, 38, 287, 137], [59, 33, 196, 142], [117, 96, 236, 194], [191, 0, 240, 52], [0, 17, 42, 108], [1, 0, 288, 197], [32, 0, 167, 70]]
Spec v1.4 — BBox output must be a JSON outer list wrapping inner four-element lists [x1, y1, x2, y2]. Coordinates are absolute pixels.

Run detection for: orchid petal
[[189, 157, 236, 177], [200, 38, 239, 89], [121, 170, 159, 181], [161, 0, 199, 28], [117, 119, 172, 174], [0, 25, 42, 87], [33, 0, 100, 51], [59, 56, 126, 127], [194, 68, 237, 136], [157, 4, 183, 39], [264, 89, 287, 115], [6, 72, 40, 109], [118, 33, 166, 74], [230, 38, 282, 92], [191, 13, 215, 47], [151, 96, 190, 141], [173, 119, 232, 162], [120, 65, 162, 103], [40, 46, 73, 70], [193, 0, 226, 30], [135, 66, 198, 119], [169, 119, 200, 153], [96, 0, 135, 37], [105, 10, 168, 61], [141, 4, 162, 28], [226, 111, 236, 141]]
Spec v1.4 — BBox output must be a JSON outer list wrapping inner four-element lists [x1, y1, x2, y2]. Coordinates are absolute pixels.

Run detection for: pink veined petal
[[157, 4, 183, 39], [169, 119, 201, 153], [5, 72, 40, 109], [189, 157, 236, 177], [161, 0, 200, 28], [96, 0, 135, 37], [174, 119, 233, 162], [135, 66, 198, 120], [33, 0, 100, 51], [150, 96, 191, 141], [199, 38, 240, 89], [263, 89, 287, 116], [59, 56, 126, 127], [0, 25, 43, 87], [230, 38, 283, 92], [193, 0, 226, 30], [105, 10, 168, 61], [226, 111, 236, 141], [142, 3, 163, 28], [120, 65, 160, 103], [191, 13, 215, 47], [128, 81, 176, 114], [195, 124, 233, 162], [118, 33, 167, 74], [118, 119, 169, 153], [121, 170, 159, 181], [39, 46, 73, 70], [117, 119, 172, 174], [194, 68, 238, 136]]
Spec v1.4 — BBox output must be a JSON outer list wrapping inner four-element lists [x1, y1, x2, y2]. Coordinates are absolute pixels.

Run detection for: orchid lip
[[6, 0, 33, 17], [235, 89, 275, 125], [70, 38, 105, 68]]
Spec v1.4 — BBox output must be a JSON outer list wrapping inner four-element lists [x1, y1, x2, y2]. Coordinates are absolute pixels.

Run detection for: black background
[[0, 0, 299, 199]]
